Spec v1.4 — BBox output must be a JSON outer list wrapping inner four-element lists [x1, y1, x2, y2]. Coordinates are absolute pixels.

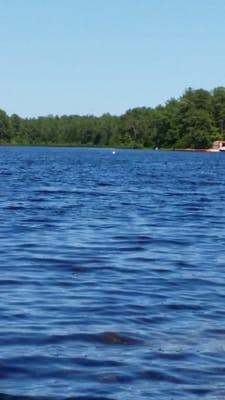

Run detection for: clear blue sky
[[1, 0, 225, 117]]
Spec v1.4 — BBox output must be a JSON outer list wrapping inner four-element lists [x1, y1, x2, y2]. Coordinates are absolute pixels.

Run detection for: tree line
[[0, 87, 225, 149]]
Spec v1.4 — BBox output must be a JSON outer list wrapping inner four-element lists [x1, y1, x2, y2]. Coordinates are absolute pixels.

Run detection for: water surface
[[0, 147, 225, 399]]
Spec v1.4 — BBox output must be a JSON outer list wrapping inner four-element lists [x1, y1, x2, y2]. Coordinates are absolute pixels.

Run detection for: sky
[[0, 0, 225, 117]]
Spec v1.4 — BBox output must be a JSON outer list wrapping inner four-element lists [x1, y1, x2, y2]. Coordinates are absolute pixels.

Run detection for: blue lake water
[[0, 146, 225, 399]]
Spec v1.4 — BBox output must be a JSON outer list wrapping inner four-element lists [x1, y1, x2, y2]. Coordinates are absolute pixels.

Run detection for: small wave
[[139, 368, 186, 384]]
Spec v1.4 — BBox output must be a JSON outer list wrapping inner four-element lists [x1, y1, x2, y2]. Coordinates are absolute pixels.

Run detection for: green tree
[[0, 110, 11, 143]]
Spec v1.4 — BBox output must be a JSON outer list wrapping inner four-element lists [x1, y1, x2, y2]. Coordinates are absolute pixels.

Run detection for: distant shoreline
[[0, 87, 224, 150], [0, 143, 221, 152]]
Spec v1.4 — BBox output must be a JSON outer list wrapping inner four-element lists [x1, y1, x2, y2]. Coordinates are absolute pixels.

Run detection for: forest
[[0, 87, 225, 149]]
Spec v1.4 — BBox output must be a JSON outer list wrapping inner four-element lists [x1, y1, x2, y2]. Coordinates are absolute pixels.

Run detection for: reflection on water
[[0, 147, 225, 399]]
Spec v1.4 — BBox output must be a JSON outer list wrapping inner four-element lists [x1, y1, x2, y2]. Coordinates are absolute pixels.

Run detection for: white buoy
[[112, 151, 116, 154]]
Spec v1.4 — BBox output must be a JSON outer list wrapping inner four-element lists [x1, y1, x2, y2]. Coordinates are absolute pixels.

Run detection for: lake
[[0, 146, 225, 399]]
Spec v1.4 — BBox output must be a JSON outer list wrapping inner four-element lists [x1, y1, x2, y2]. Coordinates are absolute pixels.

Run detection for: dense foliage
[[1, 87, 225, 148]]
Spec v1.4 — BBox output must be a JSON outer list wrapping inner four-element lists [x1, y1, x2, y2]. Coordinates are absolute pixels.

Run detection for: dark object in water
[[99, 331, 141, 345]]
